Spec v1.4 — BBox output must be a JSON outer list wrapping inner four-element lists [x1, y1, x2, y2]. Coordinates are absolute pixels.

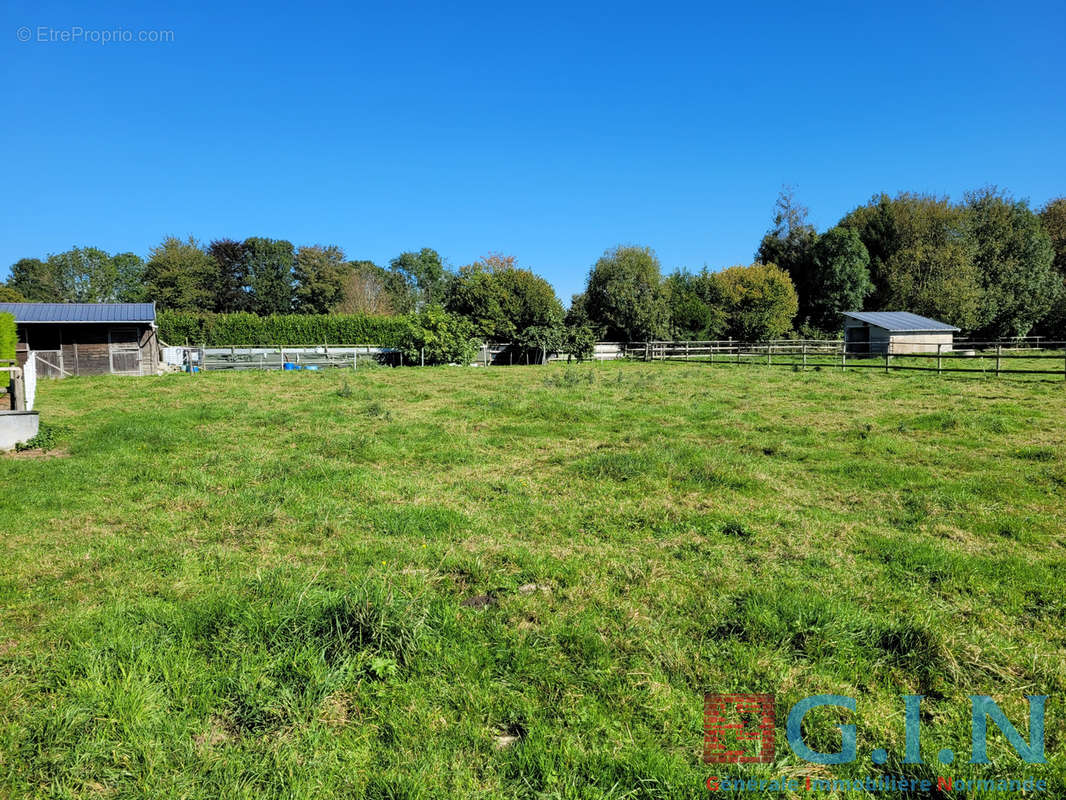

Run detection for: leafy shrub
[[515, 323, 563, 364], [395, 308, 480, 366], [15, 422, 61, 452], [562, 324, 596, 362], [706, 263, 798, 340]]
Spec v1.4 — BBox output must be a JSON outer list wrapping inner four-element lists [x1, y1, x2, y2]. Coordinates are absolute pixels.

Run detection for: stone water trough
[[0, 411, 39, 451]]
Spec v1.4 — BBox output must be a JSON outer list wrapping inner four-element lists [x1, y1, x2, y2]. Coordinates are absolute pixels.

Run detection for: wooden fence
[[163, 338, 1066, 379], [630, 339, 1066, 379]]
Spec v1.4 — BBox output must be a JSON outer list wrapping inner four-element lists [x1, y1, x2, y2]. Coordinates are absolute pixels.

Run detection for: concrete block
[[0, 411, 40, 451]]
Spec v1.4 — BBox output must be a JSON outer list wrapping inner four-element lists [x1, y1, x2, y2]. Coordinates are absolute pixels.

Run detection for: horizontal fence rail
[[160, 338, 1066, 379], [631, 339, 1066, 379]]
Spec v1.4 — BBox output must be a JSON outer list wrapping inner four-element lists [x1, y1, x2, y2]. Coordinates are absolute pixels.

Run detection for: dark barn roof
[[843, 311, 959, 333], [0, 302, 156, 324]]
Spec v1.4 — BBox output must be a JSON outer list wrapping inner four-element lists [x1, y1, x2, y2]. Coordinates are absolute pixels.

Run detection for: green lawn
[[1, 362, 1063, 798]]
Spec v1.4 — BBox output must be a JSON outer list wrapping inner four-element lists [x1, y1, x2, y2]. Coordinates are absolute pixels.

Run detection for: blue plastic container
[[304, 365, 319, 371], [283, 362, 298, 370]]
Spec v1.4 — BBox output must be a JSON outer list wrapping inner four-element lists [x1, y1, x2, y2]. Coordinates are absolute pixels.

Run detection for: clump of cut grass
[[1014, 445, 1055, 462], [363, 399, 392, 420], [542, 368, 596, 388], [720, 520, 753, 539]]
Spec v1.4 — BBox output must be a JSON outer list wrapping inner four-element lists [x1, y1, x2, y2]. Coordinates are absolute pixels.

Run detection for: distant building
[[842, 311, 959, 355], [0, 302, 160, 377]]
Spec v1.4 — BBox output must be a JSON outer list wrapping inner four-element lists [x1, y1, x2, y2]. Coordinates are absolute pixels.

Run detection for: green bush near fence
[[0, 313, 16, 393], [394, 308, 480, 365], [0, 313, 15, 362], [158, 311, 411, 347]]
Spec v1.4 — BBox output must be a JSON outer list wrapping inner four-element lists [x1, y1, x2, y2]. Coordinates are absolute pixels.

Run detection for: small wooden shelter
[[2, 302, 160, 377]]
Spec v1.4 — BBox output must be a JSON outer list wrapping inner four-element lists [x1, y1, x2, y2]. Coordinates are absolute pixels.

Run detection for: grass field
[[1, 361, 1064, 798]]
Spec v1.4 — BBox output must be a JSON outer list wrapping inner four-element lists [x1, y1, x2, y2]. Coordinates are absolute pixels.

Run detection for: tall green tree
[[756, 189, 818, 322], [840, 193, 983, 329], [110, 252, 147, 302], [1037, 198, 1066, 338], [663, 270, 722, 339], [1040, 197, 1066, 275], [8, 250, 142, 303], [389, 248, 447, 311], [293, 245, 349, 313], [7, 258, 61, 301], [207, 239, 249, 313], [707, 263, 798, 341], [808, 227, 873, 331], [0, 286, 25, 302], [45, 247, 121, 302], [964, 188, 1058, 339], [584, 246, 668, 341], [564, 293, 589, 328], [143, 236, 217, 311], [335, 260, 405, 315], [243, 237, 295, 314], [445, 254, 564, 342]]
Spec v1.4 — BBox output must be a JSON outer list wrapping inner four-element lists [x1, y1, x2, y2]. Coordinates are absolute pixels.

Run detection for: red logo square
[[703, 693, 775, 763]]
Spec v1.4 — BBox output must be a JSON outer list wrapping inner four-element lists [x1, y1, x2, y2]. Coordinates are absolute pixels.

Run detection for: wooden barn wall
[[15, 323, 159, 376]]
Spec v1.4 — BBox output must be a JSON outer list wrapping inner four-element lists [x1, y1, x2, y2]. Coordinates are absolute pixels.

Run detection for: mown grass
[[0, 361, 1063, 798]]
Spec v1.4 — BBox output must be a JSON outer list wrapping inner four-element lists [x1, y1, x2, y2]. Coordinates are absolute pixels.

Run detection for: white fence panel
[[23, 355, 36, 411]]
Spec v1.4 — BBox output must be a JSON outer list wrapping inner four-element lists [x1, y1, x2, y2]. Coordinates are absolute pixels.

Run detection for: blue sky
[[2, 0, 1064, 302]]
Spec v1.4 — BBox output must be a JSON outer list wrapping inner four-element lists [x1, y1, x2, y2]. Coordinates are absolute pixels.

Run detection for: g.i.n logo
[[703, 694, 1047, 765]]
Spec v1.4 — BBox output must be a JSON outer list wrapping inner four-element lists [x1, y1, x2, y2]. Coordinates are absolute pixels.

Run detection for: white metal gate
[[32, 350, 67, 379]]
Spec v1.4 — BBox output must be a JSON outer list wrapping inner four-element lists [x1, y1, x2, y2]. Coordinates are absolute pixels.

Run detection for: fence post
[[802, 343, 807, 370], [841, 344, 846, 371], [767, 343, 772, 366], [644, 342, 650, 362], [996, 344, 1001, 377], [884, 349, 890, 374], [420, 347, 425, 367], [354, 350, 358, 371], [937, 343, 942, 375], [685, 341, 689, 361], [10, 369, 25, 411], [709, 343, 713, 365]]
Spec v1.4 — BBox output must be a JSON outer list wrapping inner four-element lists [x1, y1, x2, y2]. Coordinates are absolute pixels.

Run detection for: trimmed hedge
[[158, 311, 411, 347], [0, 312, 15, 396], [0, 312, 15, 362]]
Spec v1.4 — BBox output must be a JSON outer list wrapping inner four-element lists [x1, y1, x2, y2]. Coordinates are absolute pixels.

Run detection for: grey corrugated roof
[[0, 302, 156, 323], [843, 311, 959, 332]]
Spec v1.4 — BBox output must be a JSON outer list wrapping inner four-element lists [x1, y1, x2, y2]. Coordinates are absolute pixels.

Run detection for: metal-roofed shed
[[843, 311, 959, 355], [0, 303, 160, 377], [0, 302, 157, 324]]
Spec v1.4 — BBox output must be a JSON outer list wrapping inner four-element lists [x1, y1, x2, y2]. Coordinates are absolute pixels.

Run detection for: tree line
[[4, 187, 1065, 355]]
